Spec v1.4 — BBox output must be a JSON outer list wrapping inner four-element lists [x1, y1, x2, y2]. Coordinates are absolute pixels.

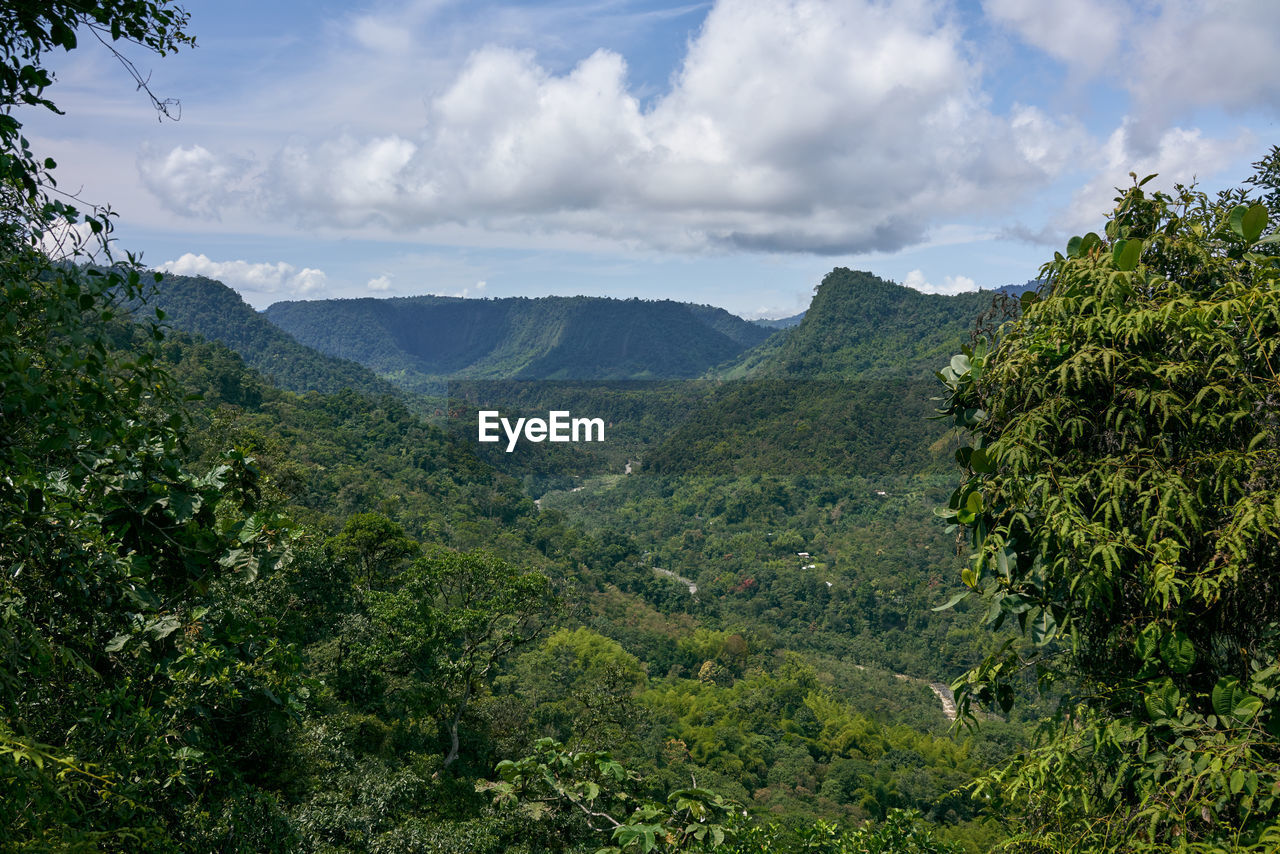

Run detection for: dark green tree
[[1, 3, 308, 849], [1, 0, 193, 246], [368, 547, 555, 769]]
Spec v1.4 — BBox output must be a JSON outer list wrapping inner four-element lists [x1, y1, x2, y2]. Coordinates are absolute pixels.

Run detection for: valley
[[120, 264, 1034, 850], [7, 5, 1279, 852]]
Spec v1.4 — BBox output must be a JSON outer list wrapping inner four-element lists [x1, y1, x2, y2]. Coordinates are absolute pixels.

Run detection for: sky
[[22, 0, 1280, 318]]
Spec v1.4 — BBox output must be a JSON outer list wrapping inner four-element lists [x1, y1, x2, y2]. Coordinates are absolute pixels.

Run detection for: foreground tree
[[2, 3, 310, 849], [1, 1, 193, 247], [481, 738, 963, 853], [937, 168, 1280, 852]]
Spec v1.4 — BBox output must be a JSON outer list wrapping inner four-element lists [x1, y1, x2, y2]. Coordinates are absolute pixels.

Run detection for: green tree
[[369, 547, 555, 769], [325, 511, 419, 585], [513, 627, 649, 753], [1, 0, 193, 246], [1, 3, 311, 848], [937, 173, 1280, 851], [482, 737, 739, 853]]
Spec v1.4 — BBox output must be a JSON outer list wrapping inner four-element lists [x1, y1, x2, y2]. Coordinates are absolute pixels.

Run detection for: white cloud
[[986, 0, 1280, 144], [1058, 123, 1255, 237], [903, 269, 978, 294], [1127, 0, 1280, 139], [140, 0, 1082, 256], [983, 0, 1128, 75], [157, 253, 328, 300], [367, 275, 393, 291], [138, 145, 255, 219]]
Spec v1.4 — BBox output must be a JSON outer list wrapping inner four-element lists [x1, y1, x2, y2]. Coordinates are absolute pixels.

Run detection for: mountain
[[751, 311, 806, 330], [646, 269, 999, 476], [747, 268, 1002, 379], [996, 278, 1042, 297], [140, 273, 401, 397], [262, 294, 773, 384]]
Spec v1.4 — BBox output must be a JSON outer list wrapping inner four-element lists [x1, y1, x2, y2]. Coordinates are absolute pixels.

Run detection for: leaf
[[970, 447, 995, 473], [105, 633, 130, 653], [49, 17, 77, 49], [1212, 677, 1246, 719], [997, 683, 1015, 714], [1031, 607, 1057, 646], [147, 616, 181, 640], [1113, 238, 1143, 271], [1242, 203, 1268, 243], [950, 353, 972, 376], [166, 488, 199, 523], [1233, 696, 1262, 721], [219, 548, 260, 582], [964, 491, 984, 514], [1067, 235, 1083, 257], [1229, 204, 1246, 236], [1135, 624, 1161, 662], [1159, 631, 1195, 674], [1144, 680, 1180, 721], [994, 544, 1017, 578], [932, 590, 970, 612]]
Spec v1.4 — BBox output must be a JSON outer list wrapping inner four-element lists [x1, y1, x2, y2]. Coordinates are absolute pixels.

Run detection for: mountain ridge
[[139, 273, 401, 397], [264, 293, 774, 385]]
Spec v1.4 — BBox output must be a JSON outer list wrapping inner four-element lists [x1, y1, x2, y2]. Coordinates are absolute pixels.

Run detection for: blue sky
[[23, 0, 1280, 318]]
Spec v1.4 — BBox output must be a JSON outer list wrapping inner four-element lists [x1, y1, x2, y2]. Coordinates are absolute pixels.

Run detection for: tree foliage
[[937, 172, 1280, 851], [1, 0, 192, 247], [0, 3, 318, 848]]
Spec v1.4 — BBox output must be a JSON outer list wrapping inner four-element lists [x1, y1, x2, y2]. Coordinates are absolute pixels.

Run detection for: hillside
[[737, 268, 1003, 380], [263, 294, 773, 383], [140, 273, 401, 397], [645, 269, 997, 475]]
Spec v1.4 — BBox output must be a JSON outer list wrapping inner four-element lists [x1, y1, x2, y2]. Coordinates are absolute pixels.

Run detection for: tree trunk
[[442, 678, 472, 767]]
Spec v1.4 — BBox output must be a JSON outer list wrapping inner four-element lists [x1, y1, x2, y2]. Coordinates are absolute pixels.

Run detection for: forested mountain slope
[[140, 321, 1010, 852], [263, 294, 773, 382], [728, 268, 1001, 380], [648, 269, 999, 476], [143, 273, 401, 396]]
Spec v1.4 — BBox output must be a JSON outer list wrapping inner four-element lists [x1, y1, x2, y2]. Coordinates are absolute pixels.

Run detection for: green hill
[[648, 269, 1005, 475], [262, 294, 773, 384], [728, 268, 1002, 380], [140, 273, 401, 397]]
